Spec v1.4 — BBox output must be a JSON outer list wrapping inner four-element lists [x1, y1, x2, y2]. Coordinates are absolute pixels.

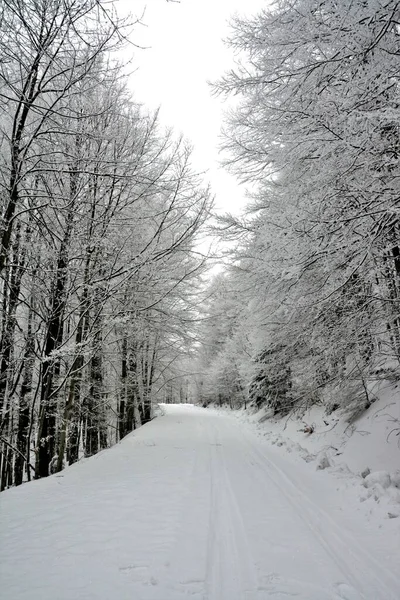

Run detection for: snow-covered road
[[1, 404, 399, 600]]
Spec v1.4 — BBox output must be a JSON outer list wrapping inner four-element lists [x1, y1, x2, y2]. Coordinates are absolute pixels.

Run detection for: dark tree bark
[[118, 337, 128, 440], [35, 208, 74, 478]]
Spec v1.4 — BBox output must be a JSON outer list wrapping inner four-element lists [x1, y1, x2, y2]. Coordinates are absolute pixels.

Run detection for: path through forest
[[1, 404, 399, 600]]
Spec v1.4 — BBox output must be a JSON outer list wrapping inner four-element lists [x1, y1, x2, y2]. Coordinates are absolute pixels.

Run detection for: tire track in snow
[[158, 416, 212, 599], [238, 426, 400, 600], [218, 435, 269, 600], [204, 421, 262, 600], [208, 415, 348, 600]]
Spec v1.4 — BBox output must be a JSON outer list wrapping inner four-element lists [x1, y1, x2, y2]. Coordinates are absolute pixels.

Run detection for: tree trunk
[[84, 327, 104, 457], [35, 210, 73, 478], [0, 223, 26, 423], [14, 304, 35, 486], [118, 336, 128, 440]]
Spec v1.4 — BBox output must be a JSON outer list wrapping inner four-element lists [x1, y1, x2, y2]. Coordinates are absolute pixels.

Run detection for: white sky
[[123, 0, 267, 215]]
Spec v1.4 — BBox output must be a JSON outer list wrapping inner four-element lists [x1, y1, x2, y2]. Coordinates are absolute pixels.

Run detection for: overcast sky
[[124, 0, 267, 215]]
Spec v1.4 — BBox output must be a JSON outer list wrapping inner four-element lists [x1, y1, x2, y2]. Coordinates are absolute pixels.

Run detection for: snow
[[1, 403, 399, 600], [227, 381, 400, 524]]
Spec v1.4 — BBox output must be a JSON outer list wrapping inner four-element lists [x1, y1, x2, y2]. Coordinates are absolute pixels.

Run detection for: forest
[[1, 0, 399, 491], [195, 0, 400, 421], [0, 0, 211, 489]]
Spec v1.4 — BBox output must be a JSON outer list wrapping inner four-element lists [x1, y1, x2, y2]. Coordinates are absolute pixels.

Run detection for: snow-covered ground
[[1, 403, 399, 600], [227, 381, 400, 525]]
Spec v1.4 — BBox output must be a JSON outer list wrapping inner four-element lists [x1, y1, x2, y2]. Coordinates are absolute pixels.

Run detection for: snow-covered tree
[[203, 0, 400, 417], [0, 2, 213, 488]]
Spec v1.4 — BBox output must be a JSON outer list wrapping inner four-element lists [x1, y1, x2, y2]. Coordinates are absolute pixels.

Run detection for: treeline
[[0, 0, 211, 489], [195, 0, 400, 417]]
